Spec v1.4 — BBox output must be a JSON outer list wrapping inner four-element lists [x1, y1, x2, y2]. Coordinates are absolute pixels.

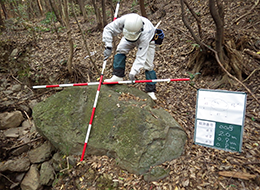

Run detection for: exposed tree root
[[187, 38, 246, 86], [55, 64, 91, 84], [210, 74, 233, 89]]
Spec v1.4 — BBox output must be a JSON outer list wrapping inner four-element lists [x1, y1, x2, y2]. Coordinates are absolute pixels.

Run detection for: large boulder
[[32, 85, 187, 175]]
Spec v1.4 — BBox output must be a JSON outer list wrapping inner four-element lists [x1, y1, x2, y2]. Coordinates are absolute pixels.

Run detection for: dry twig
[[243, 67, 260, 82], [71, 2, 101, 76], [219, 171, 256, 180], [5, 136, 42, 150]]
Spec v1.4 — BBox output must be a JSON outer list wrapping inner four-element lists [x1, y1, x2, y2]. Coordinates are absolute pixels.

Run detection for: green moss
[[33, 85, 186, 176]]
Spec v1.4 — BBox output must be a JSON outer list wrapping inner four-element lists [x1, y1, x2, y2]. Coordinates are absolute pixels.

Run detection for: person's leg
[[144, 41, 157, 100], [112, 54, 126, 77], [105, 38, 135, 82], [145, 70, 157, 92]]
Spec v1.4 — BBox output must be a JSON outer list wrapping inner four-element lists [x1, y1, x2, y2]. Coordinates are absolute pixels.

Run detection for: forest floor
[[0, 0, 260, 189]]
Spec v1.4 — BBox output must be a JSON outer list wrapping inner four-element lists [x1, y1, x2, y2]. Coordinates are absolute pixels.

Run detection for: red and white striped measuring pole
[[80, 60, 107, 161], [113, 1, 120, 21], [80, 1, 120, 161], [32, 78, 190, 89]]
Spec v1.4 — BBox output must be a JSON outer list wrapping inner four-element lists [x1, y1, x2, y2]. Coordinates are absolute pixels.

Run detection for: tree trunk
[[44, 0, 52, 12], [209, 0, 224, 63], [48, 0, 64, 26], [0, 8, 4, 31], [180, 0, 205, 51], [91, 0, 102, 30], [27, 0, 34, 20], [78, 0, 87, 22], [140, 0, 147, 18], [108, 0, 114, 21], [0, 0, 8, 19], [62, 0, 74, 75], [101, 0, 107, 27], [36, 0, 44, 16]]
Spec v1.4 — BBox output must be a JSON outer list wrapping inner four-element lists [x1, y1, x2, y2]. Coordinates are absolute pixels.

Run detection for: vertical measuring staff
[[80, 1, 120, 161], [80, 60, 107, 161], [113, 1, 120, 21]]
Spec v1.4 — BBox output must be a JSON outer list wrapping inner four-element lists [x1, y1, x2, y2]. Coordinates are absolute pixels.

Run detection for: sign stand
[[194, 89, 247, 152]]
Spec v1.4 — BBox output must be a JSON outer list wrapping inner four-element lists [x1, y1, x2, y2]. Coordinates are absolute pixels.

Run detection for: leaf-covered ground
[[1, 0, 260, 189]]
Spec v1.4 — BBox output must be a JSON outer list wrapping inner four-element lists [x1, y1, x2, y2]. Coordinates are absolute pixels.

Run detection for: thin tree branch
[[180, 0, 205, 51], [243, 67, 260, 83], [71, 2, 101, 76], [5, 137, 43, 151], [183, 0, 202, 39], [0, 173, 16, 184]]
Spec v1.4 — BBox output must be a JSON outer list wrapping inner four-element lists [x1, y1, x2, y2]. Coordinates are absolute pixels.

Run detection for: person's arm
[[102, 17, 125, 48]]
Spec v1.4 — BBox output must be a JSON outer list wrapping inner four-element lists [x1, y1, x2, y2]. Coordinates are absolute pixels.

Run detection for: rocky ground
[[0, 0, 260, 189]]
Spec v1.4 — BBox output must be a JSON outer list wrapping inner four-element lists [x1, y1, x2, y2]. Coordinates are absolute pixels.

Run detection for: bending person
[[102, 13, 158, 100]]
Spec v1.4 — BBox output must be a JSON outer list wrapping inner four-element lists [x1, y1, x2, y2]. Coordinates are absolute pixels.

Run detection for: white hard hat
[[123, 14, 143, 41]]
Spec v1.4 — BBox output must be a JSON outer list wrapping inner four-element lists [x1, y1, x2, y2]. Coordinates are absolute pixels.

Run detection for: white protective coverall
[[102, 13, 156, 77]]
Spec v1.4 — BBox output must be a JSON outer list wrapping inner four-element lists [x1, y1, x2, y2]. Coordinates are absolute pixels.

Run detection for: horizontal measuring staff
[[33, 82, 100, 89], [104, 78, 190, 85], [32, 78, 190, 89]]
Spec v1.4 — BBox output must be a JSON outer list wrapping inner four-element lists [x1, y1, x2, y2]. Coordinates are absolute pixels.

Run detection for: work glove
[[104, 47, 112, 60], [129, 74, 135, 84]]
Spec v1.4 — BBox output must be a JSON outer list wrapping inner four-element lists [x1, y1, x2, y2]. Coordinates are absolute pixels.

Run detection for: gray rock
[[29, 120, 37, 133], [12, 84, 22, 92], [3, 127, 20, 138], [22, 119, 32, 129], [0, 111, 24, 130], [11, 145, 30, 156], [10, 48, 18, 59], [40, 161, 55, 186], [51, 152, 64, 172], [3, 90, 13, 95], [68, 155, 77, 167], [15, 173, 26, 183], [29, 99, 38, 109], [21, 164, 41, 190], [19, 105, 31, 115], [28, 141, 55, 163], [33, 85, 187, 176], [3, 123, 31, 138], [0, 157, 30, 172]]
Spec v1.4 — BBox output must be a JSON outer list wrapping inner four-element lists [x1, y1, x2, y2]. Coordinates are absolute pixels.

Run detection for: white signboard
[[194, 89, 247, 152]]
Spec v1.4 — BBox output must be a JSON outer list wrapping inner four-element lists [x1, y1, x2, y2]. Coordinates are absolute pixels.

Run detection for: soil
[[0, 0, 260, 189]]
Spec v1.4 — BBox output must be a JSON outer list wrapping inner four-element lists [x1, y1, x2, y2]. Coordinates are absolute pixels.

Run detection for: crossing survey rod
[[80, 0, 120, 161], [32, 78, 190, 89]]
